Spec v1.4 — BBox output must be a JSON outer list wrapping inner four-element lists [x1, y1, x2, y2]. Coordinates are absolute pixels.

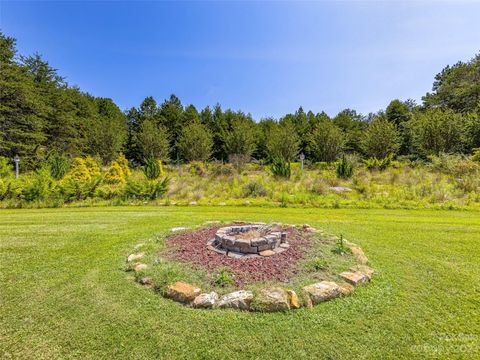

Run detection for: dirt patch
[[164, 224, 311, 286]]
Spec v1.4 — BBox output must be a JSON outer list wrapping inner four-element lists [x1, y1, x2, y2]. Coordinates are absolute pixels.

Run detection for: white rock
[[134, 263, 148, 272], [218, 290, 254, 310], [171, 227, 187, 232], [127, 252, 145, 263], [193, 292, 219, 309], [329, 186, 353, 192]]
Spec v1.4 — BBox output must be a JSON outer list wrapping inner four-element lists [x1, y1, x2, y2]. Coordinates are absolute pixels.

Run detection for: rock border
[[125, 223, 374, 312]]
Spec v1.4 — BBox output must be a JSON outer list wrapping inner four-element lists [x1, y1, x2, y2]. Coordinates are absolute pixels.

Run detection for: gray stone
[[193, 292, 218, 309], [329, 186, 353, 192], [227, 251, 245, 259], [218, 290, 254, 310], [138, 276, 154, 287], [258, 244, 274, 251], [251, 237, 267, 247]]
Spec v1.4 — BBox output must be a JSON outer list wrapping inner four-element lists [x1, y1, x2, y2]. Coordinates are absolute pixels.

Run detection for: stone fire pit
[[207, 223, 289, 258]]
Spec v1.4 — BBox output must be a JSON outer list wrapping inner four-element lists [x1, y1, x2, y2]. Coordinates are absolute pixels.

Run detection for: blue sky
[[1, 1, 479, 119]]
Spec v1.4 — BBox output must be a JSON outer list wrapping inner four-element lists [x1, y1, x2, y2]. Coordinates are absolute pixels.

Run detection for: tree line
[[1, 31, 479, 170]]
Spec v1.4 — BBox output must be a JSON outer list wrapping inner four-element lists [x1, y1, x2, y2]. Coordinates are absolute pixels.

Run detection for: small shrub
[[471, 148, 480, 162], [331, 235, 351, 255], [84, 156, 101, 178], [428, 153, 479, 176], [21, 168, 53, 202], [270, 157, 291, 178], [212, 267, 235, 287], [364, 155, 393, 171], [242, 180, 267, 197], [189, 161, 207, 177], [305, 257, 327, 271], [46, 153, 70, 180], [104, 161, 126, 184], [94, 184, 123, 200], [228, 153, 250, 173], [58, 177, 102, 201], [124, 177, 169, 200], [336, 155, 353, 179], [63, 158, 93, 182], [0, 157, 14, 178], [143, 157, 164, 180], [211, 162, 235, 177], [455, 175, 480, 193], [115, 153, 132, 177]]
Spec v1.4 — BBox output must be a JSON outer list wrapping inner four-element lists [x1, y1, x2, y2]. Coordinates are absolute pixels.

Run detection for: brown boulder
[[287, 290, 300, 309], [166, 281, 201, 303], [256, 288, 290, 312], [339, 271, 370, 286]]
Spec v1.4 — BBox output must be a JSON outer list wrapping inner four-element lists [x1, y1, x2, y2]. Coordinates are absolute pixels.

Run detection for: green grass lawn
[[1, 206, 479, 359]]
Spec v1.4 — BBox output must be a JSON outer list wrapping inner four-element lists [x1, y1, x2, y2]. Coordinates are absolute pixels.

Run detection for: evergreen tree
[[137, 118, 170, 161], [0, 33, 46, 168], [177, 121, 213, 162], [87, 98, 127, 164]]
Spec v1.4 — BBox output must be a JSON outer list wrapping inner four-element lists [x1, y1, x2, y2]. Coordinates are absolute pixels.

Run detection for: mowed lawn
[[1, 206, 479, 359]]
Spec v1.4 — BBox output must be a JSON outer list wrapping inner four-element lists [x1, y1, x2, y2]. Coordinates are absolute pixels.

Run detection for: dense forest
[[1, 31, 480, 170]]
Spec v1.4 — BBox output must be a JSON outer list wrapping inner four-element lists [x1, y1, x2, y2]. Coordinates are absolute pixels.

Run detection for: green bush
[[58, 177, 102, 201], [242, 180, 267, 197], [331, 235, 351, 255], [46, 153, 70, 180], [364, 155, 393, 171], [270, 157, 291, 178], [143, 157, 163, 180], [210, 162, 235, 177], [0, 157, 14, 178], [336, 155, 353, 179], [212, 267, 235, 287], [305, 257, 328, 271], [429, 153, 479, 176], [471, 148, 480, 162], [21, 168, 53, 202], [124, 177, 169, 200]]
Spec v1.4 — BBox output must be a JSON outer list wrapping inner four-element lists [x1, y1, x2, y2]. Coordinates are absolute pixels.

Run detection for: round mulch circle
[[164, 224, 311, 286]]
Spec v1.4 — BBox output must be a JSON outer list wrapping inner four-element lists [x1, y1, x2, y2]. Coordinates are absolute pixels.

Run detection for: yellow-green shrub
[[104, 161, 126, 184], [115, 153, 132, 177]]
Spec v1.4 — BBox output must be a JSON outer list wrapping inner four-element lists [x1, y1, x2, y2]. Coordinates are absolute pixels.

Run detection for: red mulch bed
[[164, 224, 311, 286]]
